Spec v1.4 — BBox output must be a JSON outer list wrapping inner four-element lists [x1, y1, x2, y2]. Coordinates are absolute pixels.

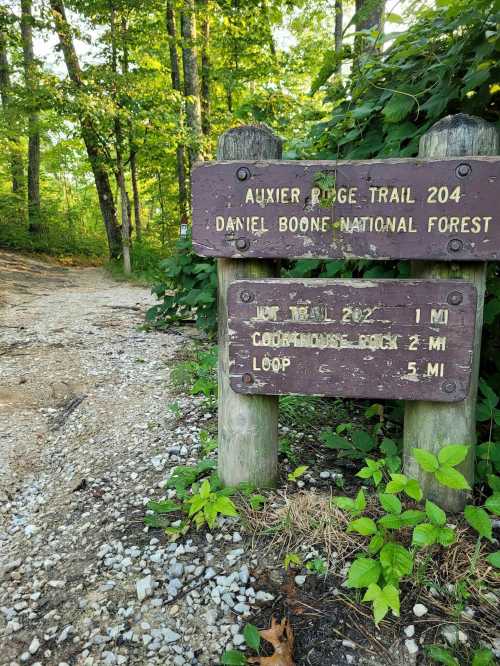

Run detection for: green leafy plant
[[412, 501, 456, 547], [283, 552, 303, 570], [412, 445, 471, 490], [332, 488, 366, 515], [170, 345, 218, 403], [147, 235, 217, 336], [221, 622, 262, 664], [288, 465, 309, 482], [199, 430, 217, 456], [306, 557, 328, 575], [186, 479, 238, 529], [426, 645, 495, 666]]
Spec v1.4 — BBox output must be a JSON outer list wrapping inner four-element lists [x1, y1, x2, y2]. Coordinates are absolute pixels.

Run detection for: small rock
[[405, 639, 419, 655], [163, 628, 181, 643], [255, 591, 274, 602], [413, 603, 428, 617], [136, 575, 153, 601], [294, 575, 306, 586], [29, 637, 41, 654], [404, 625, 415, 638]]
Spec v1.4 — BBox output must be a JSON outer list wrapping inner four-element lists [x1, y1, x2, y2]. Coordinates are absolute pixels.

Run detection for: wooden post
[[217, 125, 282, 487], [403, 113, 499, 512]]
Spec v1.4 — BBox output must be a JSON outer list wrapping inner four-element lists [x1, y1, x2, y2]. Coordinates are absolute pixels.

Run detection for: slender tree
[[0, 22, 24, 195], [180, 0, 203, 164], [354, 0, 385, 62], [166, 0, 188, 220], [21, 0, 41, 232], [110, 5, 131, 274], [121, 16, 142, 241], [334, 0, 343, 60], [198, 0, 210, 136], [49, 0, 121, 259]]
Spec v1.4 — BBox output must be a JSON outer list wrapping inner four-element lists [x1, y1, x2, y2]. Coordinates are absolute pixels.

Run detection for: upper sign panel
[[191, 157, 500, 260]]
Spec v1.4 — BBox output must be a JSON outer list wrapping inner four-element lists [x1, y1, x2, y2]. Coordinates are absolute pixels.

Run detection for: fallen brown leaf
[[248, 617, 296, 666]]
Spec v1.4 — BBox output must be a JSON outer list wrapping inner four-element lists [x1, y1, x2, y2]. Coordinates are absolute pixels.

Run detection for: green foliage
[[426, 645, 495, 666], [287, 465, 309, 482], [187, 479, 238, 529], [170, 345, 218, 403], [147, 236, 217, 336], [412, 445, 471, 490], [283, 552, 302, 570], [306, 557, 328, 575]]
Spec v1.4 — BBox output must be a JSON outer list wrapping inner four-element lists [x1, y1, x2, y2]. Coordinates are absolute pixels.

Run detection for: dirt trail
[[0, 250, 173, 494]]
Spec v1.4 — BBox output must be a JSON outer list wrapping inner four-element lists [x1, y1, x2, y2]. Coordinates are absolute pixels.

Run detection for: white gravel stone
[[294, 575, 306, 586], [136, 575, 154, 601], [405, 639, 419, 655], [404, 625, 415, 638], [413, 603, 428, 617]]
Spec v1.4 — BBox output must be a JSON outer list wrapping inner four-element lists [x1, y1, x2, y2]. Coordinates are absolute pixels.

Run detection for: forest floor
[[0, 251, 498, 666]]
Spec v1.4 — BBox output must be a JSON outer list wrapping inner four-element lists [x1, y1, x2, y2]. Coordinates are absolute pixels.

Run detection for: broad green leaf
[[147, 499, 180, 514], [438, 445, 468, 467], [412, 448, 439, 473], [373, 597, 389, 625], [435, 466, 471, 490], [425, 500, 446, 527], [400, 509, 426, 527], [437, 527, 456, 547], [382, 93, 415, 123], [485, 493, 500, 515], [471, 648, 494, 666], [362, 582, 381, 602], [464, 505, 493, 541], [356, 466, 373, 479], [382, 584, 400, 614], [479, 378, 499, 410], [379, 543, 413, 580], [346, 558, 382, 589], [368, 533, 384, 555], [486, 551, 500, 568], [385, 473, 407, 494], [221, 650, 247, 665], [243, 624, 260, 651], [412, 523, 438, 547], [380, 438, 398, 457], [348, 517, 378, 536], [425, 645, 459, 666], [199, 479, 211, 499], [333, 496, 356, 511], [487, 475, 500, 492], [354, 488, 366, 512], [214, 496, 238, 517], [405, 479, 423, 501], [378, 514, 403, 529], [379, 493, 402, 514]]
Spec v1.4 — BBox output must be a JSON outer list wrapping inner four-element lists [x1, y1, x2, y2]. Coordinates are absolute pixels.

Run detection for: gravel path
[[0, 252, 258, 666]]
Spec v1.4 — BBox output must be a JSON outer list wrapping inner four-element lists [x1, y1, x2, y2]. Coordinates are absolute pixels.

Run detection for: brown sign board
[[228, 279, 477, 402], [192, 157, 500, 260]]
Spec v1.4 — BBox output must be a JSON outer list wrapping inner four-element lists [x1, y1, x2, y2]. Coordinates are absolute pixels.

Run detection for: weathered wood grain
[[216, 125, 281, 488], [228, 278, 476, 402], [192, 155, 500, 260], [404, 113, 499, 513]]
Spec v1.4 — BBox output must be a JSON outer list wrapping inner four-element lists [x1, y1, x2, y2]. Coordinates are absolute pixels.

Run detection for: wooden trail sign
[[192, 157, 500, 261], [228, 278, 477, 402]]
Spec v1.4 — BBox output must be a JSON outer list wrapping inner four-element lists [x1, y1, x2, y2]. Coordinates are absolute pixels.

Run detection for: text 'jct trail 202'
[[228, 279, 477, 402], [192, 157, 499, 260]]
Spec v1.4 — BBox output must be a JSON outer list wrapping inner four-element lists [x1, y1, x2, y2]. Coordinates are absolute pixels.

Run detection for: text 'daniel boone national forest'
[[192, 157, 499, 260], [228, 279, 477, 402]]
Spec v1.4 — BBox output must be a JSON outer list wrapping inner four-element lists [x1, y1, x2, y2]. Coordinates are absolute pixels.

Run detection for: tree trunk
[[111, 6, 131, 274], [198, 0, 210, 136], [0, 28, 24, 195], [334, 0, 343, 62], [50, 0, 121, 259], [180, 0, 203, 164], [21, 0, 41, 233], [354, 0, 384, 63], [166, 0, 189, 221], [121, 16, 142, 242]]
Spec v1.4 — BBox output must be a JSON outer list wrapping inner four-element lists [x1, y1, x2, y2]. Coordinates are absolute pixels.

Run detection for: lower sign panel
[[228, 279, 477, 402]]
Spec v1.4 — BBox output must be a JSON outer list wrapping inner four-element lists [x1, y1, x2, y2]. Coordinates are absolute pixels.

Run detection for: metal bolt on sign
[[236, 166, 250, 181], [235, 238, 250, 251], [448, 238, 463, 253], [447, 291, 463, 306], [240, 290, 254, 303], [456, 163, 472, 178], [442, 381, 457, 394]]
